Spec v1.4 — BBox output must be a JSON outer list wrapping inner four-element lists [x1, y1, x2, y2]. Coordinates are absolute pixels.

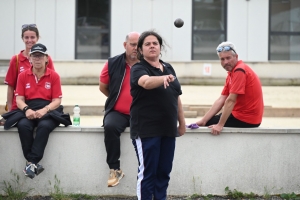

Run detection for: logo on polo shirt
[[45, 82, 51, 89], [26, 83, 30, 89], [20, 66, 25, 72]]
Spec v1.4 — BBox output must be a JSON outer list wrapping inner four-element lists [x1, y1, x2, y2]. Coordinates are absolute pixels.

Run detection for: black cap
[[30, 43, 48, 55]]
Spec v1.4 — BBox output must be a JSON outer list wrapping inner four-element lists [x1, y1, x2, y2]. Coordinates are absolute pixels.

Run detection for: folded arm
[[16, 96, 62, 119]]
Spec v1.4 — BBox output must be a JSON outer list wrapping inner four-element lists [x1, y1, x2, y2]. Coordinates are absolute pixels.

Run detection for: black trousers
[[104, 111, 130, 170], [17, 117, 59, 164], [206, 113, 260, 128], [132, 136, 175, 200]]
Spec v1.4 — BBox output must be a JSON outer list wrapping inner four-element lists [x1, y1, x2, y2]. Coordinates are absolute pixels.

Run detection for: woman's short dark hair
[[137, 30, 165, 60], [21, 27, 40, 39]]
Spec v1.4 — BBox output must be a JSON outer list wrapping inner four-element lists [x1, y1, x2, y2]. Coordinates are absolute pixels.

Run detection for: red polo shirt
[[4, 50, 56, 110], [221, 60, 264, 124], [15, 68, 62, 101], [100, 61, 132, 115]]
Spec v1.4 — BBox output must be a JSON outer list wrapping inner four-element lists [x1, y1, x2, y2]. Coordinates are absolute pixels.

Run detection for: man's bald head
[[124, 32, 140, 62]]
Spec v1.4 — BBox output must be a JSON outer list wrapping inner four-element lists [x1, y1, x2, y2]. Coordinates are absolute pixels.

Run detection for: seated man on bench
[[192, 41, 264, 135]]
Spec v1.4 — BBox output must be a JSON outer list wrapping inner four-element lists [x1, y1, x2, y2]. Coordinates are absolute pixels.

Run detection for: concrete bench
[[2, 105, 297, 117], [1, 126, 299, 196]]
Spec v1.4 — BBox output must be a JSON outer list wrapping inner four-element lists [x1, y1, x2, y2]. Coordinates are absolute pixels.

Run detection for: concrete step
[[1, 105, 299, 118]]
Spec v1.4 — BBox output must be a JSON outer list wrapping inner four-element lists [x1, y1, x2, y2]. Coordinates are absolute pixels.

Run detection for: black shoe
[[0, 118, 5, 126], [35, 163, 45, 175], [23, 163, 36, 179]]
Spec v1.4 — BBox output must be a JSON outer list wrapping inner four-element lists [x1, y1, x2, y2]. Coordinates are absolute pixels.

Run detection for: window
[[269, 0, 300, 60], [76, 0, 110, 59], [192, 0, 227, 60]]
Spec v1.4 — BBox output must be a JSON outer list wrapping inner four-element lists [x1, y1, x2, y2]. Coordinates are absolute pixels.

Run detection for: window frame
[[268, 0, 300, 60], [75, 0, 111, 59], [191, 0, 228, 60]]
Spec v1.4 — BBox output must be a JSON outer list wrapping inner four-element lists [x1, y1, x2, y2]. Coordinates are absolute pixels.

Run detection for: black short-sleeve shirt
[[130, 59, 182, 139]]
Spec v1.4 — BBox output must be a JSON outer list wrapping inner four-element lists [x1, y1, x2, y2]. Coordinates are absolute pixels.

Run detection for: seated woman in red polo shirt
[[0, 24, 56, 126], [14, 43, 66, 179]]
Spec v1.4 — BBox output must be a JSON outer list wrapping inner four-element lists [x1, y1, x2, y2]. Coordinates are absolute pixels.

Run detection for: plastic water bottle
[[73, 105, 80, 126]]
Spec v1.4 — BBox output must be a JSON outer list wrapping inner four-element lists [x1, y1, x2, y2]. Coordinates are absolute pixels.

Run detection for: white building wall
[[0, 0, 75, 60], [247, 0, 269, 61], [0, 1, 15, 59], [110, 0, 133, 57], [54, 0, 76, 60], [228, 0, 269, 62], [170, 0, 192, 61], [111, 0, 192, 61], [228, 0, 250, 61], [0, 0, 275, 62]]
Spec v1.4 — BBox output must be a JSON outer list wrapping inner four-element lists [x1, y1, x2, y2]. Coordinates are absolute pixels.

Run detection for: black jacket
[[104, 52, 127, 119], [2, 99, 71, 130]]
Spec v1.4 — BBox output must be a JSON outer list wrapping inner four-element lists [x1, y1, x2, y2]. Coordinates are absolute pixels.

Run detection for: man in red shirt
[[99, 32, 140, 187], [195, 41, 264, 135]]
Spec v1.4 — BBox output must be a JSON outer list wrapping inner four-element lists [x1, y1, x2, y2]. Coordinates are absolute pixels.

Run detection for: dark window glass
[[270, 0, 300, 60], [76, 0, 110, 59], [192, 0, 227, 60]]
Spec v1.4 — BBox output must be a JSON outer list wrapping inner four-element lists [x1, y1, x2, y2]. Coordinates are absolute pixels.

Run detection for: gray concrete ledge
[[1, 105, 299, 118], [1, 126, 300, 196]]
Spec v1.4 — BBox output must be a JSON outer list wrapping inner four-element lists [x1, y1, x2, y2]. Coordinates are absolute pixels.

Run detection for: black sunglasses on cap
[[22, 24, 37, 29], [216, 46, 236, 54]]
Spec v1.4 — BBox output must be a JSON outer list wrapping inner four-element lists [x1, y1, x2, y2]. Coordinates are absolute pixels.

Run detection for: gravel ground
[[13, 195, 285, 200]]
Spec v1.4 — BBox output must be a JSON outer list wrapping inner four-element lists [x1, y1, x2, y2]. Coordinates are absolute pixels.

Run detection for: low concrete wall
[[0, 105, 300, 118], [1, 126, 300, 196]]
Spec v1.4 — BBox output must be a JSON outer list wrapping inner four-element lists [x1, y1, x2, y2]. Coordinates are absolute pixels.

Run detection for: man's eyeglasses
[[129, 43, 138, 47], [22, 24, 37, 29], [216, 46, 236, 54]]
